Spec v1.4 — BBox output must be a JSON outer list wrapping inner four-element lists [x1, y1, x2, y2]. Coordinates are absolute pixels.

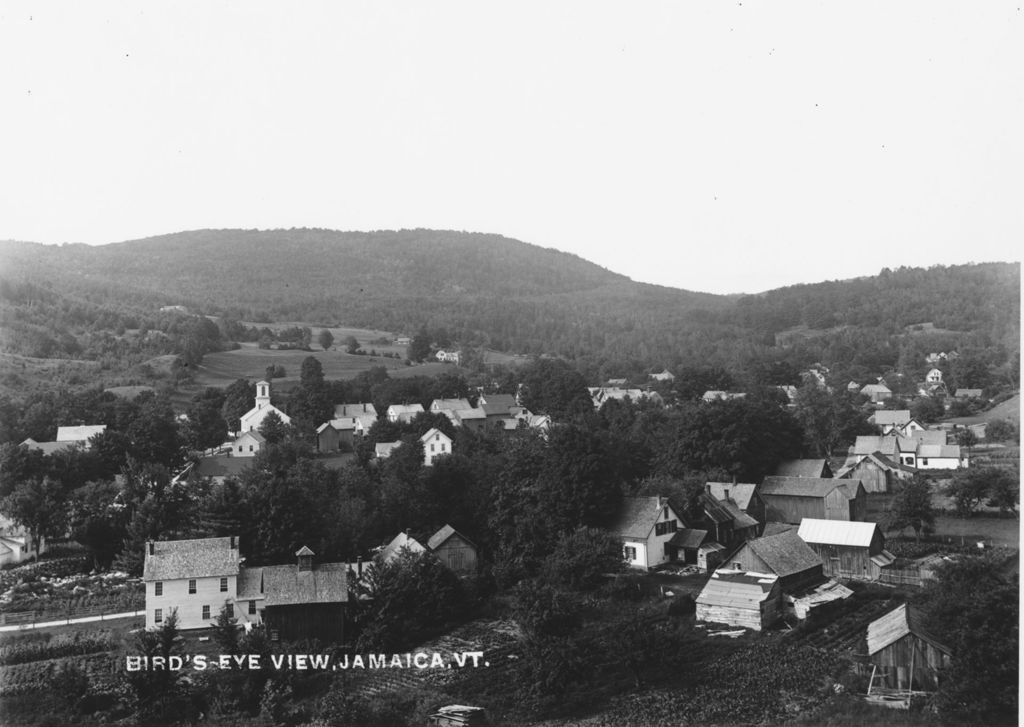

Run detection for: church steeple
[[255, 380, 271, 410]]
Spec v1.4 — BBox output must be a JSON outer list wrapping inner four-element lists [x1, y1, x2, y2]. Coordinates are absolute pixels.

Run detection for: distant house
[[835, 452, 914, 493], [796, 519, 895, 581], [774, 459, 833, 479], [953, 388, 983, 400], [721, 530, 824, 592], [427, 525, 478, 575], [852, 432, 966, 470], [701, 390, 747, 403], [386, 404, 425, 423], [0, 515, 46, 566], [611, 497, 682, 570], [916, 444, 965, 470], [591, 387, 664, 409], [56, 425, 107, 444], [440, 407, 489, 431], [846, 381, 861, 393], [868, 410, 925, 437], [374, 441, 402, 460], [650, 370, 675, 382], [420, 428, 453, 466], [696, 571, 782, 631], [229, 430, 265, 458], [335, 403, 378, 419], [759, 477, 867, 523], [860, 384, 892, 403], [435, 350, 462, 365], [925, 368, 943, 384], [20, 438, 79, 455], [477, 393, 522, 418], [239, 381, 291, 433], [866, 604, 952, 693], [380, 531, 427, 562], [175, 456, 253, 485], [605, 378, 628, 386], [394, 336, 412, 346], [430, 398, 473, 414]]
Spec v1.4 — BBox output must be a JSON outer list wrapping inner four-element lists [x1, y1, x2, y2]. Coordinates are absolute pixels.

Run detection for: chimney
[[230, 535, 236, 550], [357, 556, 363, 578], [148, 541, 154, 556]]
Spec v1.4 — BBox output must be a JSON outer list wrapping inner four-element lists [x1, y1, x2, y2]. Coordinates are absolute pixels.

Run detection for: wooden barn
[[696, 570, 782, 631], [796, 519, 895, 580], [427, 524, 478, 575], [866, 604, 952, 693], [759, 477, 866, 524], [247, 547, 351, 643], [835, 452, 914, 494], [721, 530, 824, 592]]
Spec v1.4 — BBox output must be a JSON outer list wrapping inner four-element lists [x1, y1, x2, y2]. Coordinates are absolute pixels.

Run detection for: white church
[[238, 380, 291, 435]]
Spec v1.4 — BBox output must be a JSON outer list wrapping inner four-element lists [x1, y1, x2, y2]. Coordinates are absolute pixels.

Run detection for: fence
[[0, 599, 145, 627]]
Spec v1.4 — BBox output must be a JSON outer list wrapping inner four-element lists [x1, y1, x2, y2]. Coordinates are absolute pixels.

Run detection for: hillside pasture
[[192, 344, 407, 387], [944, 393, 1020, 427]]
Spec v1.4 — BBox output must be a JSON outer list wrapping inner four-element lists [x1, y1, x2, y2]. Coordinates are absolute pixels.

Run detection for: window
[[248, 600, 257, 615], [202, 605, 211, 620], [220, 577, 228, 592], [654, 520, 678, 536], [249, 445, 254, 452], [624, 546, 638, 561], [922, 459, 929, 466], [238, 446, 243, 452], [154, 582, 163, 596], [188, 579, 197, 594], [441, 444, 446, 451], [733, 561, 742, 570], [431, 444, 436, 452], [154, 609, 163, 623]]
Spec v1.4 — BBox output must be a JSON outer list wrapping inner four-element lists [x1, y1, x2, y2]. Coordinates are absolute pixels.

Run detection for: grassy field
[[945, 392, 1020, 427], [191, 344, 408, 387]]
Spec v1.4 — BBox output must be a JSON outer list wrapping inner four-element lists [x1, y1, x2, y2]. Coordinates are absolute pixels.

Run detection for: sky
[[0, 2, 1021, 294]]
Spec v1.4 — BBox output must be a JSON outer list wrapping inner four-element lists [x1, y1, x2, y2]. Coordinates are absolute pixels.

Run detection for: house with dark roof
[[611, 497, 682, 570], [720, 530, 824, 592], [696, 570, 782, 631], [759, 477, 867, 524], [693, 490, 759, 551], [705, 481, 766, 526], [774, 459, 833, 479], [866, 604, 952, 693], [239, 547, 351, 642], [796, 519, 894, 580]]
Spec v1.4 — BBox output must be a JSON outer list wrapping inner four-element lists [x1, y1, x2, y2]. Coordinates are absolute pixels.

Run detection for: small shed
[[866, 604, 952, 692], [427, 524, 478, 575], [696, 570, 782, 631], [796, 519, 895, 580]]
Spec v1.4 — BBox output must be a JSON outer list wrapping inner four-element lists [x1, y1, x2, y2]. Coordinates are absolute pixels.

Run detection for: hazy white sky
[[1, 2, 1020, 294]]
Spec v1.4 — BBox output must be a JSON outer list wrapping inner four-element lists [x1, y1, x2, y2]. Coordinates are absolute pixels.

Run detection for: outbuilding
[[866, 604, 952, 693]]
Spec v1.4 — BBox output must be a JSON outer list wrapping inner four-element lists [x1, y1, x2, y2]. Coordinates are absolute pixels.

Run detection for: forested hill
[[0, 229, 730, 357], [0, 229, 1018, 377]]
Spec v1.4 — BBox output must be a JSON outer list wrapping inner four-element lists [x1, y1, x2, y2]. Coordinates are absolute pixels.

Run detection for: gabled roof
[[670, 528, 709, 549], [380, 531, 427, 561], [775, 459, 831, 478], [143, 537, 240, 581], [451, 408, 487, 421], [387, 403, 424, 416], [611, 497, 670, 540], [430, 398, 472, 412], [697, 570, 778, 609], [334, 403, 377, 418], [235, 430, 266, 443], [742, 531, 822, 577], [255, 562, 349, 606], [193, 456, 253, 479], [868, 410, 911, 426], [419, 427, 452, 444], [918, 444, 962, 459], [375, 441, 401, 457], [427, 524, 476, 551], [798, 518, 880, 548], [479, 393, 518, 409], [910, 430, 947, 446], [853, 436, 899, 457], [700, 491, 759, 530], [760, 477, 861, 500], [860, 384, 891, 394], [705, 482, 759, 511], [56, 425, 107, 442], [20, 439, 79, 455], [867, 603, 951, 656]]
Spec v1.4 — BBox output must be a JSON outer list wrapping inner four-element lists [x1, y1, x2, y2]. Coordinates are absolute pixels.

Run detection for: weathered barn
[[721, 530, 824, 592], [255, 547, 351, 643], [796, 519, 895, 580], [835, 452, 914, 493], [866, 604, 952, 692], [759, 477, 866, 523], [696, 570, 782, 631], [427, 524, 478, 575]]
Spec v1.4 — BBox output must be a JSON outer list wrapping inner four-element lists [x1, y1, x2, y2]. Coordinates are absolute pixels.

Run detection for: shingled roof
[[705, 482, 759, 511], [868, 410, 911, 426], [775, 459, 831, 478], [143, 537, 241, 581], [867, 603, 950, 656], [611, 497, 668, 540], [697, 571, 778, 609], [760, 476, 859, 499], [743, 531, 822, 578], [427, 524, 476, 551], [259, 562, 349, 606]]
